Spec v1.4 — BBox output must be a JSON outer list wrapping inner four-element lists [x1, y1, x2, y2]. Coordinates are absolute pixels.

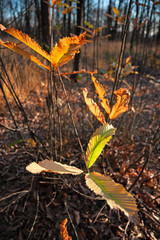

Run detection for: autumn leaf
[[60, 219, 72, 240], [91, 75, 111, 115], [50, 32, 86, 69], [125, 56, 131, 65], [63, 7, 74, 15], [86, 124, 115, 169], [113, 7, 120, 17], [0, 40, 51, 71], [109, 88, 130, 119], [26, 160, 83, 175], [0, 25, 86, 71], [83, 88, 106, 125], [85, 172, 139, 222], [0, 24, 51, 61], [27, 138, 36, 148]]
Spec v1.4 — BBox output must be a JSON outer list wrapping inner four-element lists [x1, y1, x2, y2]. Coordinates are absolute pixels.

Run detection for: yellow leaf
[[27, 138, 36, 148], [0, 25, 51, 62], [0, 40, 51, 71], [50, 32, 86, 69], [91, 75, 111, 115], [26, 160, 83, 175], [113, 7, 119, 17], [85, 172, 138, 222], [109, 88, 130, 119], [60, 219, 72, 240], [83, 88, 106, 125]]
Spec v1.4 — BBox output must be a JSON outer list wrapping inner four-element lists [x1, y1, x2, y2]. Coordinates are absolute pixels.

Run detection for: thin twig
[[0, 190, 29, 202], [0, 192, 28, 213], [122, 220, 130, 240], [128, 145, 152, 192], [58, 70, 84, 155], [93, 202, 107, 223], [26, 191, 39, 240], [64, 198, 79, 240], [109, 0, 133, 110]]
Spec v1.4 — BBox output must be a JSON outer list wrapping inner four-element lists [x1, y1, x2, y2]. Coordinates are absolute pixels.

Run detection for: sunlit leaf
[[125, 56, 131, 65], [109, 88, 130, 119], [83, 88, 106, 125], [117, 15, 126, 23], [63, 7, 74, 15], [0, 25, 51, 62], [60, 219, 72, 240], [113, 7, 120, 17], [85, 172, 138, 222], [0, 40, 51, 71], [92, 75, 111, 115], [27, 138, 36, 148], [50, 32, 86, 69], [26, 160, 83, 175], [86, 124, 115, 168], [84, 21, 94, 29], [52, 0, 62, 7]]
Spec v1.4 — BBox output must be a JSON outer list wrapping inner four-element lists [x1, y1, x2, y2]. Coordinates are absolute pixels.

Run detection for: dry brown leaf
[[83, 88, 106, 125], [26, 160, 83, 175], [109, 88, 130, 119]]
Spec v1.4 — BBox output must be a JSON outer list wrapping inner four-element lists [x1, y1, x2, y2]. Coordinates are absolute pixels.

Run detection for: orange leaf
[[109, 88, 130, 119], [83, 88, 106, 125], [52, 0, 62, 7], [0, 40, 51, 71], [91, 75, 111, 115], [60, 219, 72, 240], [117, 15, 126, 23], [125, 56, 131, 65], [50, 32, 86, 69], [112, 7, 119, 17], [63, 7, 74, 15], [0, 25, 51, 62]]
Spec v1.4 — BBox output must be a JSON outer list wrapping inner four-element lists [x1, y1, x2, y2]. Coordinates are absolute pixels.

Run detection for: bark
[[72, 0, 84, 81], [41, 0, 51, 52]]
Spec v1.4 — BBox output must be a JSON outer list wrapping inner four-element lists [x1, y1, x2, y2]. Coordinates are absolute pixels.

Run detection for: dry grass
[[0, 38, 160, 105]]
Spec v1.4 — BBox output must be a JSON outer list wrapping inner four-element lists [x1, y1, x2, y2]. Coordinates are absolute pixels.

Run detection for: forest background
[[0, 0, 160, 239]]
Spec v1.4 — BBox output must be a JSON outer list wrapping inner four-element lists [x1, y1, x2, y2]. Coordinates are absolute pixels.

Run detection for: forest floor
[[0, 63, 160, 240]]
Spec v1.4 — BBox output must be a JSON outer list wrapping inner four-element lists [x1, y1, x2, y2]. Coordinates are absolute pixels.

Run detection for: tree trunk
[[72, 0, 84, 81], [41, 0, 51, 52], [35, 0, 41, 40]]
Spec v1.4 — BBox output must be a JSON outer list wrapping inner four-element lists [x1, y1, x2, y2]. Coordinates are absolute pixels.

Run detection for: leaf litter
[[0, 72, 159, 239]]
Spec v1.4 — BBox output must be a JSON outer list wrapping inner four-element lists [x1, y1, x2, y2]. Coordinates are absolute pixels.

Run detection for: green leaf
[[8, 139, 23, 147], [85, 172, 138, 222], [84, 21, 93, 29], [86, 124, 115, 169]]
